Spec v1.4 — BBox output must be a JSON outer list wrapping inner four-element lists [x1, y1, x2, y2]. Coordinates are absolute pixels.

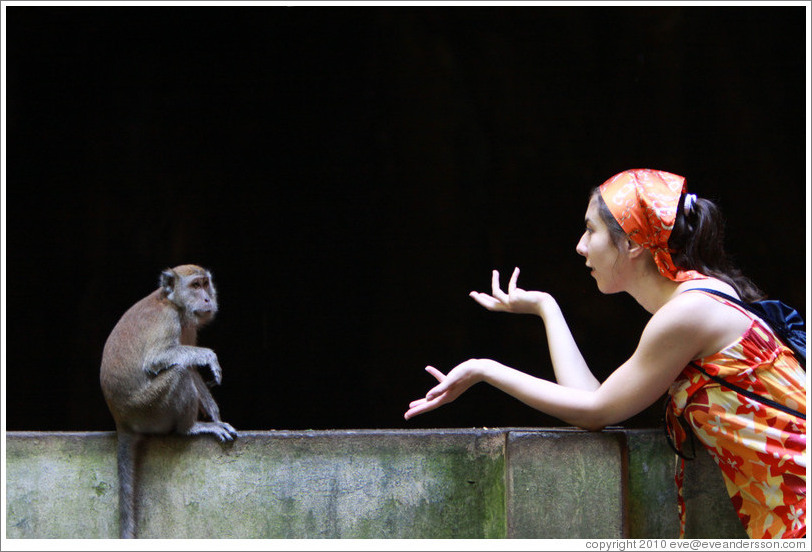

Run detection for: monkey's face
[[184, 274, 218, 325], [162, 266, 219, 326]]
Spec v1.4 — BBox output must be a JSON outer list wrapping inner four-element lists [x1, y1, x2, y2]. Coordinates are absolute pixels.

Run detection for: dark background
[[4, 6, 808, 432]]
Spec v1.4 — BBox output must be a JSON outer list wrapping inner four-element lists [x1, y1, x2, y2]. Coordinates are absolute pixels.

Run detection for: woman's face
[[576, 196, 627, 294]]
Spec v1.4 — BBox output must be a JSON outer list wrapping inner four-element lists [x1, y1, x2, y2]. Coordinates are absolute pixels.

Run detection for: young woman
[[404, 169, 806, 539]]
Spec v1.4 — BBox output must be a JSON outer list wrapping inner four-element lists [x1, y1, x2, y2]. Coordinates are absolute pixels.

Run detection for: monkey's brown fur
[[100, 264, 237, 538]]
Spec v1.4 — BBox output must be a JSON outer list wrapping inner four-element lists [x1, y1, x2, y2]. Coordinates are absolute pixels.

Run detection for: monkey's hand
[[197, 355, 222, 387]]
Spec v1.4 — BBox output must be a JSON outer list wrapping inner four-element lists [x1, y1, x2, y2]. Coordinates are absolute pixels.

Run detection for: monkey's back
[[100, 289, 181, 425]]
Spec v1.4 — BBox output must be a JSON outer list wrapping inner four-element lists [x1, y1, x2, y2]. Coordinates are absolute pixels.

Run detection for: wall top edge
[[5, 426, 661, 439]]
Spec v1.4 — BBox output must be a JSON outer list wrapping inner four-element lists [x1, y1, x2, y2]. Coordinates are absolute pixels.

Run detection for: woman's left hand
[[470, 267, 551, 316], [404, 360, 493, 420]]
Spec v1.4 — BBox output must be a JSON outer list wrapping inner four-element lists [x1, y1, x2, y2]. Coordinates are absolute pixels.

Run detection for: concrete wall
[[4, 428, 746, 539]]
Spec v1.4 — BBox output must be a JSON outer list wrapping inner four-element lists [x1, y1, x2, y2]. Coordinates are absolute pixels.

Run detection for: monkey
[[100, 264, 237, 538]]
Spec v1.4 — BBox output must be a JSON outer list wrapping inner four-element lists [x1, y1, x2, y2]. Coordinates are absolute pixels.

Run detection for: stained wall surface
[[5, 429, 746, 539]]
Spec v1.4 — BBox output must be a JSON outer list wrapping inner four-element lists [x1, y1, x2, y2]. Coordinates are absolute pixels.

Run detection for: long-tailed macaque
[[100, 264, 237, 538]]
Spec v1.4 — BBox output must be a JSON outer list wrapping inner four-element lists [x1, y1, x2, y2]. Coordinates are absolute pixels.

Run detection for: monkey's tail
[[117, 431, 143, 539]]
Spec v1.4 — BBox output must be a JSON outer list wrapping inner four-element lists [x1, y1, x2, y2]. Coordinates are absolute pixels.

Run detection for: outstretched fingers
[[404, 366, 451, 420], [491, 270, 509, 303], [425, 365, 446, 382], [405, 390, 449, 419], [471, 268, 521, 311], [424, 367, 450, 400], [508, 267, 520, 294], [469, 291, 501, 310]]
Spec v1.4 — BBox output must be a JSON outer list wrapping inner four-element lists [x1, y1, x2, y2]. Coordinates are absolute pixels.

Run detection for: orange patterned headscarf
[[599, 169, 706, 282]]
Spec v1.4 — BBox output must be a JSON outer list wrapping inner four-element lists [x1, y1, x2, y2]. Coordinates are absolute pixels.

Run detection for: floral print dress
[[665, 291, 806, 539]]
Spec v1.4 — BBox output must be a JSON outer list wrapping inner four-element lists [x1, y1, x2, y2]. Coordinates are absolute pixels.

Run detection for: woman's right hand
[[404, 360, 496, 420], [469, 267, 551, 316]]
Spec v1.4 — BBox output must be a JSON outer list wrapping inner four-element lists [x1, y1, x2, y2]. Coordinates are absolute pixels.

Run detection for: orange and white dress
[[665, 291, 806, 539]]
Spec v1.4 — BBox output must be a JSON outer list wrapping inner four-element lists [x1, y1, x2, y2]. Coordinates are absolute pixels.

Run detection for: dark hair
[[591, 188, 765, 302]]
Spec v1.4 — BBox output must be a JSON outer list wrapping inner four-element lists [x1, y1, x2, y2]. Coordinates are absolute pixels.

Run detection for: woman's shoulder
[[654, 279, 733, 313], [658, 279, 748, 322], [651, 279, 753, 358]]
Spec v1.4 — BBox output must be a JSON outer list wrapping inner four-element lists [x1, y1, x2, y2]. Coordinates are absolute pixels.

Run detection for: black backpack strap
[[690, 362, 805, 420], [686, 288, 806, 366], [687, 287, 755, 314]]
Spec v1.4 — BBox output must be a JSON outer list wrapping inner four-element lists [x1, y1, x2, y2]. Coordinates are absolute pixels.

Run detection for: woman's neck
[[626, 270, 683, 314]]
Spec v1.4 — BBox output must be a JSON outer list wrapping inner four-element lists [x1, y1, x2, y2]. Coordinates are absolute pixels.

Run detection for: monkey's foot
[[188, 421, 239, 442]]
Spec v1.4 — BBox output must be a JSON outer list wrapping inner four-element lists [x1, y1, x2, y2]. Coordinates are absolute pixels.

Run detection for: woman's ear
[[626, 239, 648, 259]]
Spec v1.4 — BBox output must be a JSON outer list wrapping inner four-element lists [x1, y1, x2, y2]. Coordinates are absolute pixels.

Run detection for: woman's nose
[[575, 234, 587, 257]]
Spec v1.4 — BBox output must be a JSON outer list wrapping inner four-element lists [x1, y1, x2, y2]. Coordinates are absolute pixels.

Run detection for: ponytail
[[668, 195, 765, 302]]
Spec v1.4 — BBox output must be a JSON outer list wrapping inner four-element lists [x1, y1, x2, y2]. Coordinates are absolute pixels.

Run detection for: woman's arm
[[404, 360, 599, 425], [405, 293, 710, 430], [469, 268, 599, 390]]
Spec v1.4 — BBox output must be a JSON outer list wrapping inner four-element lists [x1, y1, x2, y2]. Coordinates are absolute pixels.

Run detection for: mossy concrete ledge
[[5, 429, 743, 539]]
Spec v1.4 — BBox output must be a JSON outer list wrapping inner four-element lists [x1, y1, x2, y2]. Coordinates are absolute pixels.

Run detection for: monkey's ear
[[159, 269, 177, 298]]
